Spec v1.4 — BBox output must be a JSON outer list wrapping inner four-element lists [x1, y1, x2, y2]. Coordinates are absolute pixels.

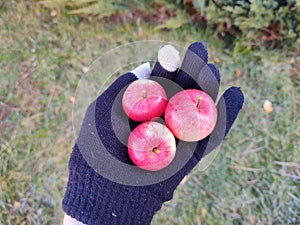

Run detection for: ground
[[0, 1, 299, 224]]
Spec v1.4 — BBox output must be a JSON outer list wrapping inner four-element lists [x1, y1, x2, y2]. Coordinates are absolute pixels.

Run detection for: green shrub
[[39, 0, 300, 51], [39, 0, 146, 19], [192, 0, 300, 50]]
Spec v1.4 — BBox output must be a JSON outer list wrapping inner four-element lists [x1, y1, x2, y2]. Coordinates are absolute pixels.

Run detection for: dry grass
[[1, 1, 299, 224]]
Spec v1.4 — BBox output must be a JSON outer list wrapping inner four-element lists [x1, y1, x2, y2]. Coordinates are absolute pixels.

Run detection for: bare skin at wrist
[[63, 213, 86, 225]]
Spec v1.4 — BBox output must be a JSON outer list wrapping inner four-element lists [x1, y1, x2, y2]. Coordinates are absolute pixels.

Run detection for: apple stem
[[142, 90, 147, 98], [196, 95, 202, 108], [153, 148, 161, 154]]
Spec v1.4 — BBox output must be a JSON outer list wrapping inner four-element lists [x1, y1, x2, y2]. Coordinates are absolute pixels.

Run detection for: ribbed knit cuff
[[62, 145, 164, 225]]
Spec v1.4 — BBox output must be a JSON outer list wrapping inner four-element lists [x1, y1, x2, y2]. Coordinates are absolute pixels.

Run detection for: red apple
[[164, 89, 217, 142], [128, 121, 176, 171], [122, 79, 167, 122]]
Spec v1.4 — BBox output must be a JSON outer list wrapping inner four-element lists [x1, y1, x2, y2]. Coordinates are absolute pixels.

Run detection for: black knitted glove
[[62, 41, 244, 225]]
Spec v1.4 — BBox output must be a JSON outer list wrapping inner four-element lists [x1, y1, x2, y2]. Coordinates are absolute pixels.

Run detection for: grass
[[0, 1, 299, 224]]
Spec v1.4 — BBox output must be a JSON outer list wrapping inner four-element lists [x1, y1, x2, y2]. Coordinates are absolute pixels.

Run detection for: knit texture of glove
[[62, 41, 244, 225]]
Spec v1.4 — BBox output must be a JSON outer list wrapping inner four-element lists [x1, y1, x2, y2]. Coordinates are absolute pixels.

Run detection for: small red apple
[[122, 79, 167, 122], [164, 89, 217, 142], [128, 121, 176, 171]]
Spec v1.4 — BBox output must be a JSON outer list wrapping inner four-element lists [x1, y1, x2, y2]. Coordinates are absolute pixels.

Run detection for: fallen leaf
[[214, 57, 221, 63], [201, 207, 206, 219], [263, 100, 273, 113], [50, 10, 57, 17], [10, 201, 21, 214], [235, 69, 243, 77], [69, 96, 76, 104], [82, 66, 89, 73]]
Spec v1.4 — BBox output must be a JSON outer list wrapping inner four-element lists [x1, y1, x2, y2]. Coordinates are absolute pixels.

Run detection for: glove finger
[[92, 64, 151, 164], [151, 44, 181, 80], [161, 86, 244, 191], [194, 63, 220, 102], [131, 62, 151, 79], [180, 87, 244, 173], [100, 63, 151, 109], [201, 86, 244, 157], [174, 41, 208, 89]]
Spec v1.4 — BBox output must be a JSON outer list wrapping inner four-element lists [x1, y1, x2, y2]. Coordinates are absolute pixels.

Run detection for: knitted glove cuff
[[62, 145, 164, 225]]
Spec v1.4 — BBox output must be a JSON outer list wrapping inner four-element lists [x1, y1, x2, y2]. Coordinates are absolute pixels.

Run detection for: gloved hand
[[62, 41, 244, 225]]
